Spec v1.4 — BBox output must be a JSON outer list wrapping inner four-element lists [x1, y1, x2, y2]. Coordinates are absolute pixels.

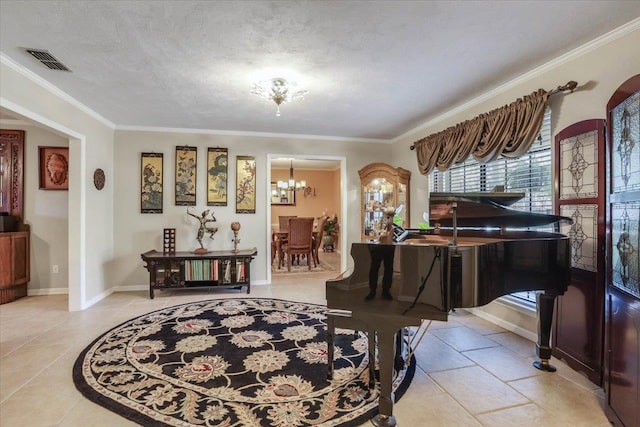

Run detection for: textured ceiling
[[1, 1, 639, 141]]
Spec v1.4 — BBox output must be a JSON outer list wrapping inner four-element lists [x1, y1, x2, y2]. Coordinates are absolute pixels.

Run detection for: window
[[430, 108, 552, 303]]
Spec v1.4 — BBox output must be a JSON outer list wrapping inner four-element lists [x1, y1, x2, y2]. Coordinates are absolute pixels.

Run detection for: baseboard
[[28, 287, 68, 296], [83, 288, 116, 309], [466, 299, 538, 343]]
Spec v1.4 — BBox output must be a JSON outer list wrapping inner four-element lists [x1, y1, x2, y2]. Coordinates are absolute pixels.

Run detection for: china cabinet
[[358, 163, 410, 241]]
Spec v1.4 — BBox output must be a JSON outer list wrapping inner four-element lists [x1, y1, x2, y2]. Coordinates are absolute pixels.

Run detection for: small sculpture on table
[[187, 209, 218, 254], [231, 221, 241, 253]]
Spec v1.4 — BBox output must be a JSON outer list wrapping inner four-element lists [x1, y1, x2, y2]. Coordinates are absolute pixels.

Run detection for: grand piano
[[326, 192, 572, 427]]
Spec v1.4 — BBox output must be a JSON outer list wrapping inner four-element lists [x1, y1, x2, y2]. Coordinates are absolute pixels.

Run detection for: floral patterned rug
[[73, 298, 415, 426]]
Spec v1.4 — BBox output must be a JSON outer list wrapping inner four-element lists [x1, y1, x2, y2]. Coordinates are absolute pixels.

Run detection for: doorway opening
[[266, 154, 346, 282]]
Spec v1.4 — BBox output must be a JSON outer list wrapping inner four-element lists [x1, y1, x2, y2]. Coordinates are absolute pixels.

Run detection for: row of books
[[184, 259, 246, 283]]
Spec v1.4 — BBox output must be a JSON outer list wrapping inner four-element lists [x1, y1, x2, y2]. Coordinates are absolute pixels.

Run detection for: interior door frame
[[266, 154, 347, 283]]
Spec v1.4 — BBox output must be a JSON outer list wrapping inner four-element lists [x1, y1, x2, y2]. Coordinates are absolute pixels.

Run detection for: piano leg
[[371, 326, 399, 427], [533, 291, 558, 372], [326, 313, 376, 388], [326, 315, 335, 381]]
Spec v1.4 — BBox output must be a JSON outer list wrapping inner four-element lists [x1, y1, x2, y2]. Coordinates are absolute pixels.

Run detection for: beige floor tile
[[455, 312, 508, 335], [62, 398, 139, 426], [486, 331, 537, 358], [395, 393, 482, 426], [414, 334, 476, 373], [0, 341, 71, 402], [0, 253, 610, 427], [430, 325, 501, 352], [476, 402, 572, 427], [429, 366, 530, 414], [464, 346, 542, 382], [509, 374, 610, 426]]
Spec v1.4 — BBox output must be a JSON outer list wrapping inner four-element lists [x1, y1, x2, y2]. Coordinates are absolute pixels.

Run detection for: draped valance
[[411, 81, 577, 175]]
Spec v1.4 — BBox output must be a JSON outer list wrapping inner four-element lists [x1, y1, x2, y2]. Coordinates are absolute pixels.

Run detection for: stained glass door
[[604, 74, 640, 427], [553, 120, 606, 386]]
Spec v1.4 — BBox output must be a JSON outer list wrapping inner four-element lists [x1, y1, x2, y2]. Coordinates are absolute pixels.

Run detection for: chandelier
[[251, 77, 308, 116], [277, 161, 306, 191]]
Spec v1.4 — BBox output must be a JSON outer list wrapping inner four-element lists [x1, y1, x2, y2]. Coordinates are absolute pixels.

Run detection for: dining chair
[[282, 217, 315, 271], [271, 229, 279, 268], [277, 216, 297, 268], [278, 215, 297, 231], [312, 215, 329, 266]]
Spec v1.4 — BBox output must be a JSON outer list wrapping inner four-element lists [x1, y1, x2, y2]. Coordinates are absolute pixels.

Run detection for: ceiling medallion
[[251, 77, 308, 117], [93, 168, 105, 190]]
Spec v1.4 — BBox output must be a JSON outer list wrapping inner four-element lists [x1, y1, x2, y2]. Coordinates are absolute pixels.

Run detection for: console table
[[141, 248, 257, 299]]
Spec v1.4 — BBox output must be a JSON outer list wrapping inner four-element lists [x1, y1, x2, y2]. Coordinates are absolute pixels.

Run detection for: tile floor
[[0, 252, 611, 426]]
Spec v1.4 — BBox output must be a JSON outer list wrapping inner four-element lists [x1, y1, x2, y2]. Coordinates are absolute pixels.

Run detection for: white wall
[[1, 58, 115, 309], [112, 130, 391, 288], [390, 23, 640, 336]]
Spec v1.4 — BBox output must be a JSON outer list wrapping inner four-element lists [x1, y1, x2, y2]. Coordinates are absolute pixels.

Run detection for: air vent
[[24, 48, 71, 71]]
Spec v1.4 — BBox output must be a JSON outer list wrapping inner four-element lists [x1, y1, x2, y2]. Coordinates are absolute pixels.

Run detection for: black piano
[[326, 192, 572, 427]]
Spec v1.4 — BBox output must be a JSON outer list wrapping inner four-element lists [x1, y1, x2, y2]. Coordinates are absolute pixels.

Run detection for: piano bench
[[326, 311, 376, 388]]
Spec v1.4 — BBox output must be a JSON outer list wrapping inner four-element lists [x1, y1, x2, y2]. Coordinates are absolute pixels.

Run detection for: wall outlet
[[52, 264, 59, 274]]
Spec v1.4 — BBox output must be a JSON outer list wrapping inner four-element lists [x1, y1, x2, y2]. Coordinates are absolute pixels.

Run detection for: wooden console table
[[141, 248, 257, 299]]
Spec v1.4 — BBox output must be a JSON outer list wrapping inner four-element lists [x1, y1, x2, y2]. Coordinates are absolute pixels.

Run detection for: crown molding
[[393, 17, 640, 144], [0, 52, 115, 129], [116, 125, 391, 144]]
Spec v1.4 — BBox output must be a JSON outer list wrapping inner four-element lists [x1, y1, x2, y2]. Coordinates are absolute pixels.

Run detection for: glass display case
[[358, 163, 410, 241]]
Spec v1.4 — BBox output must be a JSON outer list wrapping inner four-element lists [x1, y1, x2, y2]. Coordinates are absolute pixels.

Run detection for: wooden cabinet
[[141, 248, 258, 299], [358, 163, 410, 241], [0, 231, 30, 304]]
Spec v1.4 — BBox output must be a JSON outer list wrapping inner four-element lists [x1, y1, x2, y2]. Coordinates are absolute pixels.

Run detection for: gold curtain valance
[[411, 81, 577, 175]]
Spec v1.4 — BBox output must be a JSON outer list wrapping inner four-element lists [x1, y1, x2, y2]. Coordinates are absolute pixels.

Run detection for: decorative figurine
[[231, 221, 241, 253], [187, 208, 218, 254]]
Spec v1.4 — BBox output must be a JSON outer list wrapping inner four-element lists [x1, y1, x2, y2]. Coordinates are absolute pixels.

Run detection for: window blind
[[429, 107, 552, 302]]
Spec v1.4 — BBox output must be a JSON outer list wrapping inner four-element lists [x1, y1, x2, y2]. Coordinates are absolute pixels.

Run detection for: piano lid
[[429, 192, 572, 228]]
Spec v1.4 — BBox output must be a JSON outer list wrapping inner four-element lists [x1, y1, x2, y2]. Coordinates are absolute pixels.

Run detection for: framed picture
[[141, 152, 163, 213], [39, 146, 69, 190], [175, 146, 197, 206], [207, 147, 228, 206], [236, 155, 256, 213]]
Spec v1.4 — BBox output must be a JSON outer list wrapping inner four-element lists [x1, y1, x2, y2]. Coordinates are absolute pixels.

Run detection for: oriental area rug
[[73, 298, 415, 427]]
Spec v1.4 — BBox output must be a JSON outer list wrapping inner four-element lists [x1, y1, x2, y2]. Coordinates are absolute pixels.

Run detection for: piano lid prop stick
[[402, 246, 441, 315], [405, 320, 432, 363]]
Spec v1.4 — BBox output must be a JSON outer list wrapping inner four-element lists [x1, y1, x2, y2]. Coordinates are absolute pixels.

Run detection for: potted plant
[[322, 214, 339, 252]]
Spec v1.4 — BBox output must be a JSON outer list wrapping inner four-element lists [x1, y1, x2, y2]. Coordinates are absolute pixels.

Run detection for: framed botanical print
[[141, 152, 163, 213], [236, 155, 256, 213], [207, 147, 228, 206], [175, 146, 197, 206], [39, 146, 69, 190]]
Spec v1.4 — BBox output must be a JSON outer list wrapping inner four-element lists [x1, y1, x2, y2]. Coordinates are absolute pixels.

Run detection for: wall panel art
[[141, 152, 163, 214], [236, 156, 256, 214], [175, 146, 197, 206], [207, 147, 228, 206]]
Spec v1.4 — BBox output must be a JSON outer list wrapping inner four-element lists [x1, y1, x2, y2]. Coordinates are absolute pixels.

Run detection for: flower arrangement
[[324, 214, 340, 237]]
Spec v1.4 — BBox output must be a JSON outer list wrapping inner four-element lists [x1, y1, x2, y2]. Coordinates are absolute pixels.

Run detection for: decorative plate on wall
[[93, 168, 105, 190]]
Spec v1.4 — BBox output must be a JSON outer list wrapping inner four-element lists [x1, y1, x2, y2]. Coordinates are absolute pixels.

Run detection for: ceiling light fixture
[[251, 77, 308, 117], [277, 160, 306, 191]]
